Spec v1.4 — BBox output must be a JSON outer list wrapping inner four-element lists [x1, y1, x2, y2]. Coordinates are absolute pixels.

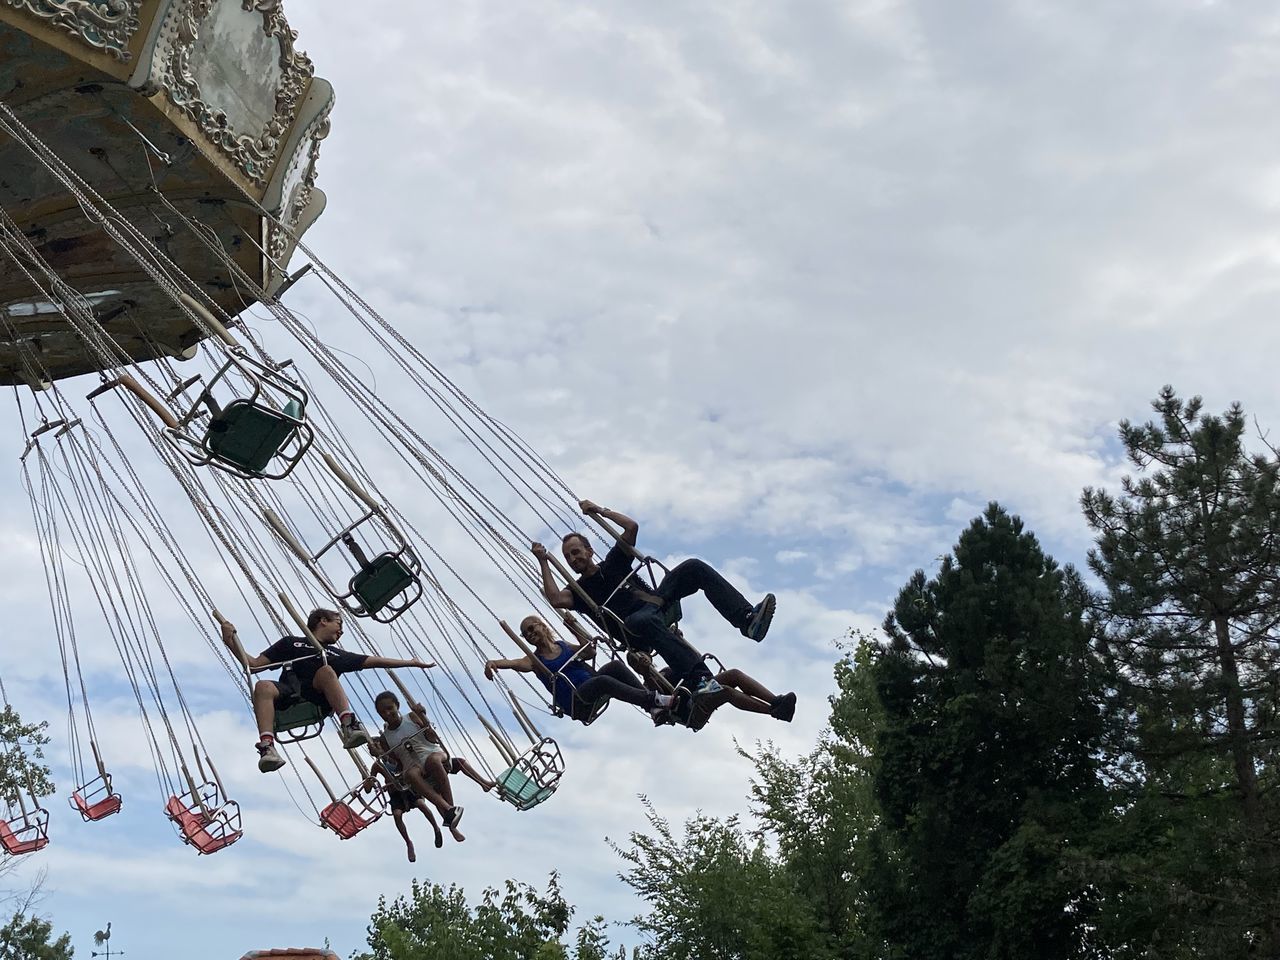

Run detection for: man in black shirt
[[532, 501, 776, 687], [219, 607, 434, 772]]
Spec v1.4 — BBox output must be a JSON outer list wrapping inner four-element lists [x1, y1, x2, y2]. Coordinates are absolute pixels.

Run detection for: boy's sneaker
[[742, 594, 776, 642], [770, 692, 797, 723], [339, 715, 371, 749], [653, 688, 692, 726], [443, 805, 464, 828], [694, 677, 723, 697], [256, 740, 286, 773]]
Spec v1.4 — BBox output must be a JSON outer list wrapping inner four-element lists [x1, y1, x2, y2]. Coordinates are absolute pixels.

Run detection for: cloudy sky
[[5, 1, 1280, 957]]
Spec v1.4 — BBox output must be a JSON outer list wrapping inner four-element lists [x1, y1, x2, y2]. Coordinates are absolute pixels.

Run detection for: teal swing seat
[[494, 737, 563, 812], [496, 767, 556, 811]]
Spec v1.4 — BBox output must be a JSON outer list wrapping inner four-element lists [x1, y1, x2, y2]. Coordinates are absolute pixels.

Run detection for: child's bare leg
[[392, 811, 415, 862], [251, 680, 280, 736], [718, 669, 776, 704], [415, 800, 443, 848], [454, 758, 496, 792], [425, 755, 466, 841], [724, 688, 772, 714], [424, 755, 456, 808], [405, 765, 450, 816], [310, 665, 353, 715]]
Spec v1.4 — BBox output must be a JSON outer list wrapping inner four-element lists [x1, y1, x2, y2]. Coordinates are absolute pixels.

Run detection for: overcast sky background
[[5, 1, 1280, 957]]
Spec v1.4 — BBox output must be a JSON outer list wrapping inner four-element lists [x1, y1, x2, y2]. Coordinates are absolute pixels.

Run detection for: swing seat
[[71, 792, 122, 822], [203, 399, 301, 476], [348, 553, 419, 618], [0, 814, 49, 856], [495, 737, 564, 812], [273, 699, 328, 743], [320, 800, 375, 840], [69, 773, 122, 822], [319, 782, 384, 840], [164, 792, 242, 855], [495, 767, 556, 810], [560, 691, 608, 727]]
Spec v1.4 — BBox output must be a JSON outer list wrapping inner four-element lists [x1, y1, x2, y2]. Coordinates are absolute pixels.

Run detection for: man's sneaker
[[339, 715, 371, 749], [256, 740, 286, 773], [443, 805, 464, 828], [742, 594, 776, 642], [770, 692, 797, 723]]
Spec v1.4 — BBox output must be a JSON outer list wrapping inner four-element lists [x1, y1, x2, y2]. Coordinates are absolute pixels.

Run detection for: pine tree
[[1082, 387, 1280, 954], [867, 503, 1109, 960]]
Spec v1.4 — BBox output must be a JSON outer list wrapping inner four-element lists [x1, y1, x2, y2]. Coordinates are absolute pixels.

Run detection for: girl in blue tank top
[[485, 616, 672, 723]]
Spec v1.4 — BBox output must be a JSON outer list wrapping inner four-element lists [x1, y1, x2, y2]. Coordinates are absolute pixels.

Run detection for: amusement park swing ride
[[0, 0, 730, 862]]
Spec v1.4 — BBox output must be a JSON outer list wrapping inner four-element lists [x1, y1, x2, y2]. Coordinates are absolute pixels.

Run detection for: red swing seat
[[70, 774, 122, 822], [165, 789, 242, 855], [72, 792, 123, 822], [0, 810, 49, 856], [320, 801, 374, 840], [319, 783, 384, 840]]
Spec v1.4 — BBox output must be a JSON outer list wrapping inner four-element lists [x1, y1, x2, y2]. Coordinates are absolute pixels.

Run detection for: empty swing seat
[[69, 773, 122, 822], [320, 801, 375, 840], [71, 792, 122, 822], [495, 738, 564, 812], [349, 553, 418, 616], [319, 783, 383, 840], [495, 767, 556, 811], [204, 400, 300, 475], [0, 816, 49, 856], [165, 794, 242, 855]]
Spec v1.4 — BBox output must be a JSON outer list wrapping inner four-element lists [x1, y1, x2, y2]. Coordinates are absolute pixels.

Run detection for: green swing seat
[[273, 700, 327, 740], [204, 399, 301, 476], [349, 553, 418, 615]]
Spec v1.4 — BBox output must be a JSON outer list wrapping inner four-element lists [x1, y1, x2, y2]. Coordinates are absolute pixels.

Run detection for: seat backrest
[[320, 801, 370, 840], [205, 401, 297, 474], [349, 554, 417, 615], [165, 795, 241, 855], [0, 816, 49, 855], [73, 792, 123, 821]]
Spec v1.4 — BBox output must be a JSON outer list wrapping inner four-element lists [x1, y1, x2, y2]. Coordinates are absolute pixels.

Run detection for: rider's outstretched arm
[[363, 655, 434, 670], [484, 655, 535, 679]]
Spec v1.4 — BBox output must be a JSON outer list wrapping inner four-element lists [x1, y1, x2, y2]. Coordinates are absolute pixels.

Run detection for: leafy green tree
[[745, 634, 888, 959], [867, 503, 1110, 960], [354, 873, 613, 960], [613, 800, 826, 960], [0, 913, 73, 960], [0, 706, 54, 804], [1082, 387, 1280, 955]]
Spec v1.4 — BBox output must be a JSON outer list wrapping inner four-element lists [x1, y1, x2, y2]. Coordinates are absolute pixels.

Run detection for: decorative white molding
[[266, 87, 330, 263], [153, 0, 314, 185], [3, 0, 142, 61]]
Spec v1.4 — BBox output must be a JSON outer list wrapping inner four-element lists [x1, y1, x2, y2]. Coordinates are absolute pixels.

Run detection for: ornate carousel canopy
[[0, 0, 332, 383]]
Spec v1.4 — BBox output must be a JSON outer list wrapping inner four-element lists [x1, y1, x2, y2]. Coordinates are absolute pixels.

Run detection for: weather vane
[[91, 922, 123, 959]]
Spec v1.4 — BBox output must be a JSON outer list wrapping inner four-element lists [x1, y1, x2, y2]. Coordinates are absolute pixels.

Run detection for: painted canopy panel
[[0, 0, 331, 384]]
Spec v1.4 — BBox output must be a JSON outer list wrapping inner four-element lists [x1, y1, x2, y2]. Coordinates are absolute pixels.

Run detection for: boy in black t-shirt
[[219, 607, 435, 772], [532, 500, 777, 686]]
